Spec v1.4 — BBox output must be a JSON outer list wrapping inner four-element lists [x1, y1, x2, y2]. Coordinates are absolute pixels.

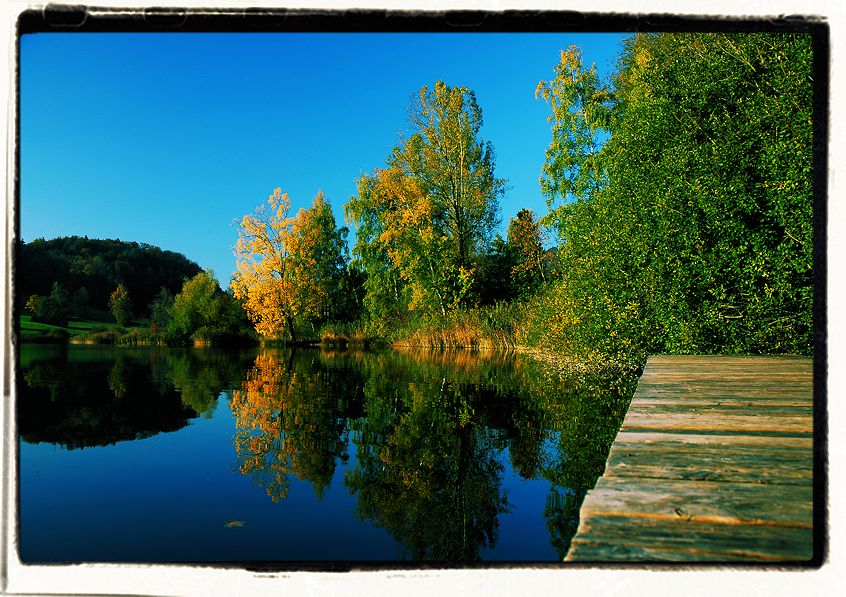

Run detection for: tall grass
[[390, 302, 519, 350], [318, 321, 382, 348]]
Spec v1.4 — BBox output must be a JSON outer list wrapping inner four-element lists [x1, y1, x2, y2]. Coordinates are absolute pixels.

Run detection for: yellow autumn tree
[[232, 188, 346, 342], [346, 81, 505, 318]]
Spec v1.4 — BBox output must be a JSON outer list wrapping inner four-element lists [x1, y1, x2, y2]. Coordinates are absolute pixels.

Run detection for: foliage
[[536, 46, 615, 233], [71, 287, 91, 319], [346, 81, 505, 320], [25, 282, 72, 327], [167, 271, 254, 346], [17, 236, 201, 321], [506, 208, 547, 295], [108, 284, 132, 327], [232, 188, 347, 342], [474, 235, 518, 305], [536, 33, 814, 360], [149, 286, 175, 336]]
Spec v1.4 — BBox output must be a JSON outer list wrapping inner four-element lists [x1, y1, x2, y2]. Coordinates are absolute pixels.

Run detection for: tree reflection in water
[[345, 368, 508, 561], [230, 350, 353, 502], [19, 344, 636, 560], [18, 346, 254, 449], [229, 347, 636, 561]]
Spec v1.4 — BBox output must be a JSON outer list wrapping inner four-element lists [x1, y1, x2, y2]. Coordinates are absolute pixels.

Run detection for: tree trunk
[[286, 314, 297, 344]]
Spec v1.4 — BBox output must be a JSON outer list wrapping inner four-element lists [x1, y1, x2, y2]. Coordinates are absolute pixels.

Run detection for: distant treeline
[[18, 237, 257, 346], [17, 236, 202, 321]]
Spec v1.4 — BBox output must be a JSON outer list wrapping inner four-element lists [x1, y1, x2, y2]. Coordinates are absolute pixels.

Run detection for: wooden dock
[[566, 355, 814, 563]]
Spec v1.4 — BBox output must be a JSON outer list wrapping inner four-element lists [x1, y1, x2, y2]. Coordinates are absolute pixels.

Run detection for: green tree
[[507, 208, 547, 295], [149, 286, 174, 335], [37, 282, 71, 326], [474, 235, 517, 305], [535, 33, 814, 360], [165, 271, 254, 345], [536, 46, 614, 235], [17, 236, 201, 319], [167, 271, 224, 344], [108, 284, 132, 327], [346, 81, 505, 319], [71, 287, 90, 319], [24, 294, 45, 320]]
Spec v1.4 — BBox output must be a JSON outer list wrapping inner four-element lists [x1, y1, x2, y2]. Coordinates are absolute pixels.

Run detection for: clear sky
[[20, 32, 625, 285]]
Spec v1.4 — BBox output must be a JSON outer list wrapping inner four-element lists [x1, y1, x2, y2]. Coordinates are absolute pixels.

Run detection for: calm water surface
[[18, 344, 635, 563]]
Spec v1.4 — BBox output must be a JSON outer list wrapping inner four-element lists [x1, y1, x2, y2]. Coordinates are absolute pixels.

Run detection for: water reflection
[[230, 351, 354, 502], [18, 344, 635, 561], [344, 360, 509, 560], [228, 348, 636, 560], [18, 345, 254, 449]]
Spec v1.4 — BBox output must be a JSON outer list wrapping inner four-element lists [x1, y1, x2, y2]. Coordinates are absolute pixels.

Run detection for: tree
[[507, 208, 547, 295], [71, 287, 91, 319], [346, 81, 505, 318], [535, 46, 614, 236], [24, 294, 45, 319], [474, 235, 517, 305], [109, 284, 132, 327], [166, 271, 239, 344], [535, 33, 814, 360], [149, 286, 174, 335], [17, 236, 201, 319], [232, 188, 347, 342]]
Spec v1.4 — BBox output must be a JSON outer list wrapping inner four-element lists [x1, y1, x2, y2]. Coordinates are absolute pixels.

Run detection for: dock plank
[[619, 411, 812, 434], [613, 431, 813, 449], [584, 476, 813, 526], [565, 354, 815, 563], [603, 442, 812, 485], [568, 517, 813, 562]]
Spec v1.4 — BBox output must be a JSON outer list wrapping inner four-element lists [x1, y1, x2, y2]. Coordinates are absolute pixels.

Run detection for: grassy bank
[[19, 315, 126, 343]]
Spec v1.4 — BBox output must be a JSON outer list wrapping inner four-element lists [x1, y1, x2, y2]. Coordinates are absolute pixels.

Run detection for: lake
[[17, 344, 636, 564]]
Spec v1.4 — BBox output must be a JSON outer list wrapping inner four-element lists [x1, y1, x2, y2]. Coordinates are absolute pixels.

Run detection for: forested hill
[[17, 237, 202, 319]]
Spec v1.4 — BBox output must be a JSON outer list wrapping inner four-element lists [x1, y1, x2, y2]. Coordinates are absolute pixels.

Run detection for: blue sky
[[20, 32, 625, 285]]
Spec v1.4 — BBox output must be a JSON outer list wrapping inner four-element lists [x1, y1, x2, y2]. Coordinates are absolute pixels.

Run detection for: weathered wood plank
[[568, 515, 813, 562], [633, 399, 813, 408], [634, 384, 812, 394], [620, 411, 812, 434], [612, 431, 813, 449], [626, 403, 813, 416], [638, 378, 810, 386], [645, 355, 812, 368], [566, 355, 814, 563], [603, 442, 812, 485], [584, 477, 813, 526], [641, 363, 812, 371]]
